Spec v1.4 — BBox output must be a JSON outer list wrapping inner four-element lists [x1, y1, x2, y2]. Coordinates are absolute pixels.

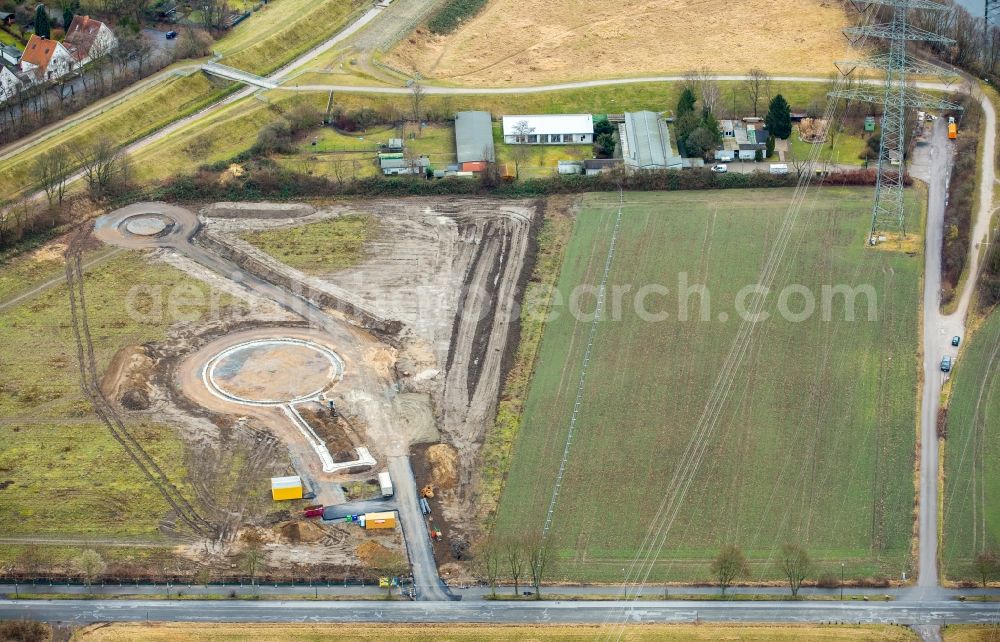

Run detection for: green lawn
[[0, 251, 243, 538], [216, 0, 361, 76], [942, 307, 1000, 581], [790, 123, 869, 167], [491, 124, 592, 178], [241, 214, 378, 274], [494, 188, 923, 583]]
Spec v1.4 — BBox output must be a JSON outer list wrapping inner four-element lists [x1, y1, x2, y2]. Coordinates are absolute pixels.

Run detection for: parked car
[[951, 335, 961, 347], [711, 164, 728, 173], [941, 355, 953, 372], [165, 30, 178, 39]]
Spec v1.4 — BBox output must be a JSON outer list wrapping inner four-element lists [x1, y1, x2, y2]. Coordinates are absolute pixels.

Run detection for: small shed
[[386, 137, 404, 152], [363, 510, 397, 530], [455, 111, 495, 165], [0, 44, 21, 67], [271, 475, 303, 501], [460, 160, 489, 173], [557, 160, 584, 175]]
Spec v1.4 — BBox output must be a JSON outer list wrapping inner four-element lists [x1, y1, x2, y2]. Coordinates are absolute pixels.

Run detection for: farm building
[[455, 111, 495, 170], [502, 114, 594, 145], [619, 111, 683, 170], [379, 154, 430, 176], [270, 475, 304, 501], [584, 158, 621, 175]]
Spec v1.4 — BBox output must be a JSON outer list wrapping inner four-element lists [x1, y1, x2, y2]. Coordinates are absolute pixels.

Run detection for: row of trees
[[471, 532, 555, 599]]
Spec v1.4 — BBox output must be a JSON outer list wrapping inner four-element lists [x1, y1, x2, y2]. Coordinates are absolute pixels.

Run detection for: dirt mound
[[279, 520, 328, 544], [100, 345, 156, 408], [426, 444, 458, 490]]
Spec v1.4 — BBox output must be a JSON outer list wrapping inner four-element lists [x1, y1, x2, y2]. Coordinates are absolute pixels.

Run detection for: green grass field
[[790, 124, 869, 167], [0, 251, 241, 539], [242, 214, 377, 273], [215, 0, 361, 76], [494, 188, 922, 583], [942, 307, 1000, 581], [0, 73, 231, 200]]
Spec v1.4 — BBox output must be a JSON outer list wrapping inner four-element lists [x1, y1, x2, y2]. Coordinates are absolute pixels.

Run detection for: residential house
[[0, 64, 22, 102], [733, 120, 769, 160], [63, 15, 118, 66], [619, 111, 683, 170], [502, 114, 594, 145], [455, 111, 495, 171], [19, 34, 75, 83], [1, 44, 21, 67]]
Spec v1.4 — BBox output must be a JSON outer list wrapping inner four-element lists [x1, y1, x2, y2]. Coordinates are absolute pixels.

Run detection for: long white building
[[502, 114, 594, 145]]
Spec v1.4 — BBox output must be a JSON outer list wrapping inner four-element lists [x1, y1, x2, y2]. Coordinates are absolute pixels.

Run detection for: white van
[[769, 163, 789, 175]]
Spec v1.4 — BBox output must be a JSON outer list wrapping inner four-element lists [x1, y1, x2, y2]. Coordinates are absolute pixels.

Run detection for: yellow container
[[271, 475, 303, 501], [364, 511, 397, 529]]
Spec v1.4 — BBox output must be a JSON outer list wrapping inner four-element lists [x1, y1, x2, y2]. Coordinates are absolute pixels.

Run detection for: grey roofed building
[[1, 44, 21, 67], [455, 111, 495, 165], [619, 111, 683, 170]]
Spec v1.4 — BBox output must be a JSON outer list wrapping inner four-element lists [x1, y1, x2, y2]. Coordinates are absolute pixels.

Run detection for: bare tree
[[501, 534, 527, 596], [524, 532, 556, 599], [240, 529, 266, 587], [711, 544, 749, 597], [74, 137, 127, 198], [509, 119, 534, 178], [76, 549, 106, 586], [34, 148, 71, 208], [743, 68, 772, 118], [684, 67, 722, 115], [778, 543, 811, 597], [410, 82, 424, 135], [973, 550, 999, 588], [472, 534, 504, 598], [201, 0, 231, 30]]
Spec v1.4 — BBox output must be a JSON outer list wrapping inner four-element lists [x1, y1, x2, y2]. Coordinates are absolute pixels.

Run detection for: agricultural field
[[215, 0, 362, 76], [0, 73, 232, 200], [0, 250, 254, 545], [942, 307, 1000, 581], [241, 214, 378, 274], [71, 622, 919, 641], [385, 0, 856, 86], [494, 188, 923, 582]]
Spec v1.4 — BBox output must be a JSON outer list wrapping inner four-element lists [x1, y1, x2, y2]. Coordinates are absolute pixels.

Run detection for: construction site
[[0, 196, 535, 588]]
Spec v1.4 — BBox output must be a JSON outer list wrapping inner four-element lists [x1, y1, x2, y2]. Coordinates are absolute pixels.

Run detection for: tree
[[34, 4, 50, 39], [765, 133, 775, 159], [76, 549, 105, 586], [677, 86, 697, 117], [743, 68, 772, 117], [509, 119, 534, 177], [684, 127, 717, 159], [524, 532, 556, 599], [684, 68, 721, 115], [410, 82, 424, 135], [710, 544, 749, 596], [778, 544, 811, 597], [973, 550, 999, 588], [593, 116, 616, 158], [201, 0, 230, 30], [501, 534, 527, 595], [240, 528, 266, 587], [74, 137, 127, 198], [62, 5, 73, 29], [765, 94, 792, 140], [34, 148, 70, 208], [471, 534, 504, 597]]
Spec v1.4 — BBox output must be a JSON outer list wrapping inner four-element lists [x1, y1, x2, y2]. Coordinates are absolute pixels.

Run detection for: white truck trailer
[[378, 471, 394, 498]]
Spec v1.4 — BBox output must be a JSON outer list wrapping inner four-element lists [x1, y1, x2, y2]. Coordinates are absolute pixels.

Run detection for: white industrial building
[[502, 114, 594, 145]]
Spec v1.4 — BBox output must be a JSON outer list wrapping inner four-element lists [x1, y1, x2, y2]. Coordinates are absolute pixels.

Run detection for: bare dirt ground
[[385, 0, 856, 85]]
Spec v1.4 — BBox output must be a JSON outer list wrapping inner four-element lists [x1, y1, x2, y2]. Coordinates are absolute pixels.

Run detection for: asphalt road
[[3, 598, 1000, 625]]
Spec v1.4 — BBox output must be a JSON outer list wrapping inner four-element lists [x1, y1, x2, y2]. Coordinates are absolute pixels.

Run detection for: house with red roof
[[63, 15, 117, 66], [19, 34, 75, 83]]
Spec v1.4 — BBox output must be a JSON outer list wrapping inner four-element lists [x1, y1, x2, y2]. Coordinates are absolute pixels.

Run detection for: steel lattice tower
[[830, 0, 961, 244], [988, 0, 1000, 25]]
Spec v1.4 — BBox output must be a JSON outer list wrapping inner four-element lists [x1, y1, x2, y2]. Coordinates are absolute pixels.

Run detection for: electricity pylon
[[830, 0, 962, 244], [988, 0, 1000, 25]]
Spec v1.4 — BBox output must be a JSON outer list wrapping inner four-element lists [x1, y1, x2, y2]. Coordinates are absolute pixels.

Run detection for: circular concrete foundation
[[204, 338, 344, 405], [123, 214, 171, 237]]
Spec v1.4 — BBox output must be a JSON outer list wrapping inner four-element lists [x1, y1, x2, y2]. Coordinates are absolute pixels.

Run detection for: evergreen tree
[[677, 87, 697, 118], [63, 6, 74, 29], [766, 134, 775, 158], [701, 108, 722, 145], [34, 4, 51, 39], [765, 94, 792, 139]]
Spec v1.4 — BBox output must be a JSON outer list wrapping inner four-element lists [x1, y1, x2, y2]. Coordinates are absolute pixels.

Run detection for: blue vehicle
[[952, 335, 961, 347], [941, 355, 953, 372], [165, 30, 178, 40]]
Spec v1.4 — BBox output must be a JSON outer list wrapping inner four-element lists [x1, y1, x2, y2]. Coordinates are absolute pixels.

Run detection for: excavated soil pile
[[426, 444, 458, 490]]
